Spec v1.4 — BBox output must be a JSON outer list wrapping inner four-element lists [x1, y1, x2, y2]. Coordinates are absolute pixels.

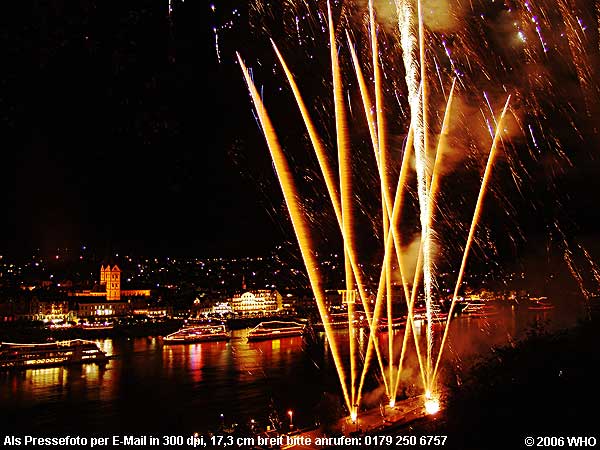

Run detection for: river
[[0, 301, 587, 435]]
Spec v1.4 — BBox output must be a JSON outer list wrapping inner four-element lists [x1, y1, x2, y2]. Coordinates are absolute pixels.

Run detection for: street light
[[288, 410, 293, 430], [220, 413, 224, 429]]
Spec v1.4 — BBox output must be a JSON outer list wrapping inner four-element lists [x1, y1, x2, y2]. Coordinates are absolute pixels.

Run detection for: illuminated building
[[74, 265, 151, 318], [131, 307, 169, 318], [77, 301, 129, 318], [0, 302, 13, 322], [101, 265, 121, 300], [31, 300, 73, 323], [73, 265, 151, 300], [130, 297, 171, 318], [212, 302, 233, 315], [121, 289, 152, 297], [229, 290, 282, 316]]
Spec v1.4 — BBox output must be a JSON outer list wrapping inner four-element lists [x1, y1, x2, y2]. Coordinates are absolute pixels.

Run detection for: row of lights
[[217, 410, 294, 430]]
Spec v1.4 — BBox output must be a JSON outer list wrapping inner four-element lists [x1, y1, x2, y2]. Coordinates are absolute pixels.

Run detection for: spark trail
[[394, 78, 457, 398], [416, 0, 435, 391], [395, 0, 435, 388], [431, 95, 512, 388], [327, 2, 356, 408], [238, 53, 352, 413], [272, 35, 390, 400], [347, 14, 419, 393], [369, 0, 395, 396], [240, 0, 531, 421]]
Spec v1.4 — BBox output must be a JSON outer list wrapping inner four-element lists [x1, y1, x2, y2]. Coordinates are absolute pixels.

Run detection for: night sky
[[0, 0, 279, 258], [2, 0, 600, 280]]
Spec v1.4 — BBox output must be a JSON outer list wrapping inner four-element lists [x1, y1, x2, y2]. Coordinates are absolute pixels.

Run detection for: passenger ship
[[247, 321, 305, 341], [314, 313, 354, 331], [527, 297, 554, 311], [378, 317, 407, 330], [464, 299, 499, 318], [0, 340, 108, 370], [411, 303, 448, 322], [163, 324, 230, 344], [81, 321, 115, 330]]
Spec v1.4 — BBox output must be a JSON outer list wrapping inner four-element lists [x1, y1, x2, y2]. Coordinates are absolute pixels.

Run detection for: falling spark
[[394, 0, 436, 389], [416, 0, 435, 392], [214, 28, 221, 64]]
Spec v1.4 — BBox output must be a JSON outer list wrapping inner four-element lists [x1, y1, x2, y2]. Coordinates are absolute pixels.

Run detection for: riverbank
[[0, 315, 307, 343], [399, 317, 600, 449], [280, 314, 600, 450], [0, 320, 183, 342]]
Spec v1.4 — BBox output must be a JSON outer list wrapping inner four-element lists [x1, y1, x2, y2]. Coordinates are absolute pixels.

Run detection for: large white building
[[229, 290, 282, 316]]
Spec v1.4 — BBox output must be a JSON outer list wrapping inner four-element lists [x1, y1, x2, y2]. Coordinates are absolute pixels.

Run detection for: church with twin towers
[[100, 264, 122, 301]]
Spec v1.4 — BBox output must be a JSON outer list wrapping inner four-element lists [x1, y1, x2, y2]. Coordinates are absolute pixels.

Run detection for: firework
[[237, 0, 599, 421]]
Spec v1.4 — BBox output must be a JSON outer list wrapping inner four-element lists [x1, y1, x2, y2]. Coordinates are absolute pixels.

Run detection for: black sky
[[2, 0, 600, 273], [0, 0, 282, 258]]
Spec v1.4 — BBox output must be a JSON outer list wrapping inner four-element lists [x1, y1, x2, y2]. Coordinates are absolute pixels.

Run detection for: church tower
[[100, 265, 107, 285], [106, 265, 121, 301]]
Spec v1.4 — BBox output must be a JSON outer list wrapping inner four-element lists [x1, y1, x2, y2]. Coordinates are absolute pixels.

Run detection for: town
[[0, 245, 552, 332]]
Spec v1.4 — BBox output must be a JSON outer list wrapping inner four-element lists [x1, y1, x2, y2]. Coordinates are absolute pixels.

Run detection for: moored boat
[[0, 340, 108, 370], [463, 299, 498, 318], [81, 321, 115, 330], [527, 297, 554, 311], [409, 304, 449, 322], [430, 304, 449, 322], [378, 317, 407, 330], [163, 324, 230, 344], [314, 313, 357, 331], [412, 305, 427, 321], [247, 321, 305, 341]]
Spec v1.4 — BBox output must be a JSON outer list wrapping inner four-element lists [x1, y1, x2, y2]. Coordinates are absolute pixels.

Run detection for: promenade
[[281, 395, 430, 449]]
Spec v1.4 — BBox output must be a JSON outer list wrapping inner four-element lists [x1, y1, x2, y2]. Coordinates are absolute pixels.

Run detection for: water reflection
[[162, 340, 231, 383], [26, 367, 66, 390], [0, 361, 117, 408], [96, 339, 114, 356], [0, 306, 584, 433]]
